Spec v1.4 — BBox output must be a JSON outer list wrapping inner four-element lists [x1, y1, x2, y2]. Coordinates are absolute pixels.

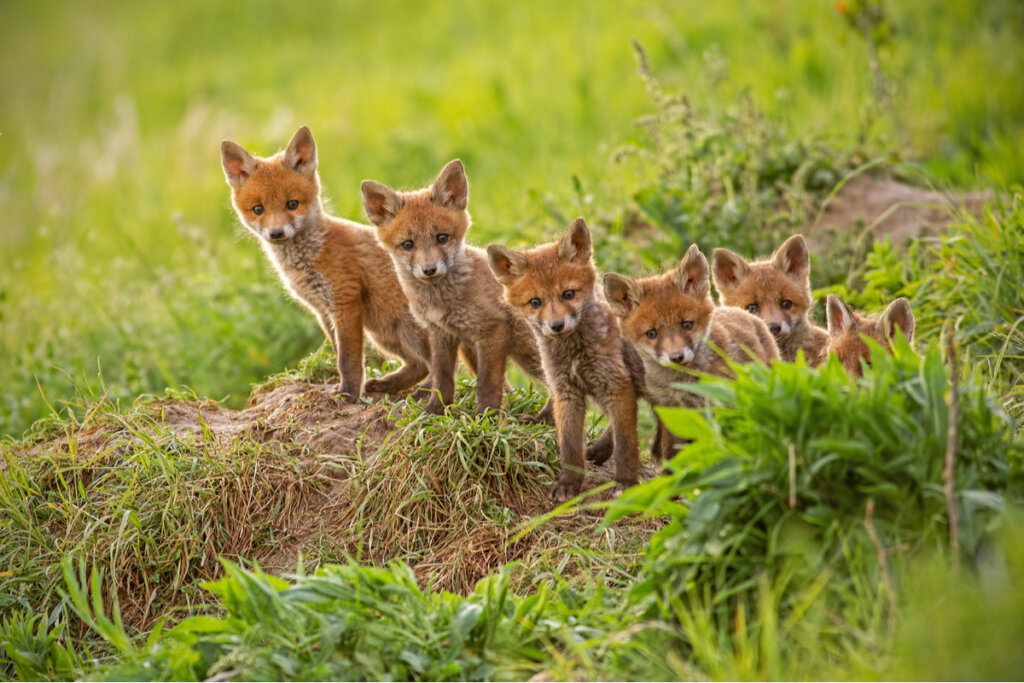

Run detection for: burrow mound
[[9, 379, 657, 628]]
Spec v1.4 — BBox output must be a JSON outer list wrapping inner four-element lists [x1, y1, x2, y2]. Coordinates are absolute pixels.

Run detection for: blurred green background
[[2, 0, 1022, 436]]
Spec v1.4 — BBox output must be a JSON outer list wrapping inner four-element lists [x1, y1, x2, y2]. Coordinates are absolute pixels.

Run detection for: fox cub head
[[825, 295, 915, 377], [486, 217, 597, 338], [361, 160, 470, 282], [712, 234, 813, 341], [221, 126, 321, 243], [604, 244, 713, 367]]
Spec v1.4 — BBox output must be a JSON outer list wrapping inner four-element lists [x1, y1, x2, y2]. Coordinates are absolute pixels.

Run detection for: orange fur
[[488, 218, 645, 501], [712, 234, 829, 365], [825, 294, 915, 377], [361, 161, 551, 420], [606, 244, 779, 462], [221, 126, 430, 401]]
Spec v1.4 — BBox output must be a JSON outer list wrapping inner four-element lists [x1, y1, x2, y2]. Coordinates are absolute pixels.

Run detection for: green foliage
[[607, 338, 1022, 624], [830, 193, 1024, 417], [604, 41, 856, 269]]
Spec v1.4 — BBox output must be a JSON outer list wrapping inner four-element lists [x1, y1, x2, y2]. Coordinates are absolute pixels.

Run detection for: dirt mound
[[805, 174, 989, 252]]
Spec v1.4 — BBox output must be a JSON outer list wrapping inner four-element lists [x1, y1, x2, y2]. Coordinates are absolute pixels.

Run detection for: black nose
[[669, 351, 686, 364], [422, 265, 437, 276], [768, 323, 782, 335], [269, 228, 285, 240], [549, 320, 565, 332]]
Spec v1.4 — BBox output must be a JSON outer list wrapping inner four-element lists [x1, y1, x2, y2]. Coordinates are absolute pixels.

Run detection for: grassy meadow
[[2, 0, 1024, 680], [2, 0, 1023, 436]]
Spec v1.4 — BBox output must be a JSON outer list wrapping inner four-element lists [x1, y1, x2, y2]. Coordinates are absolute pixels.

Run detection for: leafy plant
[[607, 337, 1022, 627]]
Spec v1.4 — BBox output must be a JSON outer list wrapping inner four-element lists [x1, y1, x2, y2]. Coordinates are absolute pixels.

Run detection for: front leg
[[607, 381, 641, 488], [331, 299, 364, 402], [474, 330, 508, 414], [423, 326, 459, 415], [316, 312, 338, 358], [550, 389, 586, 502]]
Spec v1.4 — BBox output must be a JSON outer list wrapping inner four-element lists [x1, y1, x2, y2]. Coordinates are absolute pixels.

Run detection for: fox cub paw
[[548, 472, 584, 502], [423, 396, 447, 415], [584, 429, 614, 466], [520, 398, 554, 425]]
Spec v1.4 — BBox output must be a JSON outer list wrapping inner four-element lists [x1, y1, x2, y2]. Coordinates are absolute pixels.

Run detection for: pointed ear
[[826, 294, 856, 339], [283, 125, 317, 175], [430, 159, 469, 211], [486, 245, 528, 285], [878, 298, 915, 342], [674, 244, 710, 299], [711, 248, 749, 294], [361, 180, 404, 227], [603, 273, 643, 317], [557, 217, 592, 264], [221, 140, 257, 188], [771, 234, 810, 282]]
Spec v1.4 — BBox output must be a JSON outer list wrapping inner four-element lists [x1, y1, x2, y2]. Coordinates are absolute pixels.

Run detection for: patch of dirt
[[804, 174, 989, 252]]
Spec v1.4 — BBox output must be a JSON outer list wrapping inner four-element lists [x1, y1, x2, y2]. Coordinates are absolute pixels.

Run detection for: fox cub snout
[[606, 244, 779, 463], [220, 126, 431, 401], [826, 295, 915, 377], [361, 160, 551, 420], [712, 234, 829, 365], [488, 218, 645, 501]]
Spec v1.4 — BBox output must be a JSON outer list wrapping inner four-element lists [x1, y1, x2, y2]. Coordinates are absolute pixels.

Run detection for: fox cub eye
[[401, 240, 415, 251], [780, 299, 793, 310], [529, 298, 542, 309], [252, 204, 264, 216], [436, 233, 449, 245], [746, 303, 760, 314], [562, 289, 575, 301], [645, 328, 658, 339], [681, 321, 694, 331], [286, 199, 299, 210]]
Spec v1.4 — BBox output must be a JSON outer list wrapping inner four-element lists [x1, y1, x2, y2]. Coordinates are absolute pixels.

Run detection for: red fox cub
[[220, 126, 430, 401], [825, 294, 915, 377], [712, 235, 830, 365], [488, 218, 645, 501], [360, 160, 551, 419], [605, 244, 779, 463]]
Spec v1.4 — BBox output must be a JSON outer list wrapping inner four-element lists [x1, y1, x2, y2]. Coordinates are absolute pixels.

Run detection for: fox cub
[[825, 295, 915, 377], [606, 244, 779, 463], [712, 235, 830, 365], [221, 126, 431, 401], [488, 218, 645, 501], [361, 160, 551, 419]]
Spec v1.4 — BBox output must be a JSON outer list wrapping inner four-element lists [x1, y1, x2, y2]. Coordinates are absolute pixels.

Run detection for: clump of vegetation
[[606, 337, 1022, 629], [830, 192, 1024, 417]]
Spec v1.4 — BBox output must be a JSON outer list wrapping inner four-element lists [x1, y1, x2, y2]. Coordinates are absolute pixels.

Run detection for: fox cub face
[[487, 217, 597, 337], [605, 244, 713, 366], [221, 126, 320, 243], [826, 295, 915, 377], [712, 235, 812, 339], [361, 160, 470, 282]]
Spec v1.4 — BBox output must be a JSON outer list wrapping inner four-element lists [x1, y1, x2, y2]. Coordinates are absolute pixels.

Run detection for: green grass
[[3, 0, 1024, 436]]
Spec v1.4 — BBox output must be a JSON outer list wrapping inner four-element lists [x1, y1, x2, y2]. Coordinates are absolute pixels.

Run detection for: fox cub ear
[[284, 126, 318, 175], [486, 245, 528, 285], [431, 159, 469, 211], [674, 244, 710, 299], [557, 217, 592, 264], [771, 234, 810, 283], [878, 298, 915, 342], [361, 181, 405, 227], [603, 273, 643, 317], [825, 294, 856, 339], [711, 248, 750, 293], [221, 141, 257, 188]]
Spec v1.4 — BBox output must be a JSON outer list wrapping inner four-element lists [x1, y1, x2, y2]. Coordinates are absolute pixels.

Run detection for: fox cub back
[[220, 126, 430, 401], [361, 160, 550, 420], [488, 218, 644, 501], [606, 244, 778, 462], [825, 295, 915, 377], [712, 234, 829, 365]]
